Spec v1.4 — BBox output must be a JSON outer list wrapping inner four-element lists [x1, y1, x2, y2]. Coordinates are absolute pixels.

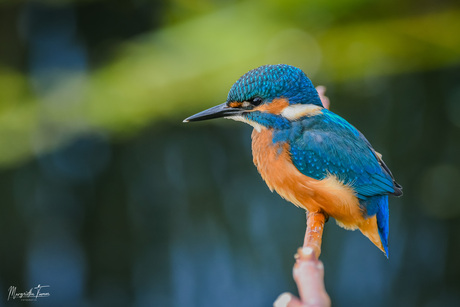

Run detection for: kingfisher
[[184, 64, 402, 256]]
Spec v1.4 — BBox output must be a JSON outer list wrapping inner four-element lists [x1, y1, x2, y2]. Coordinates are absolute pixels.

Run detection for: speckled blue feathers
[[277, 109, 399, 199], [227, 64, 323, 106]]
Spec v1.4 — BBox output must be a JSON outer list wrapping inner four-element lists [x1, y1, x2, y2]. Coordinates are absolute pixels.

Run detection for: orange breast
[[251, 128, 384, 252]]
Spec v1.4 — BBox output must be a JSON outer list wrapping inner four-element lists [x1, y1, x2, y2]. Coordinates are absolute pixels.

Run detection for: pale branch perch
[[274, 212, 330, 307], [315, 86, 330, 110]]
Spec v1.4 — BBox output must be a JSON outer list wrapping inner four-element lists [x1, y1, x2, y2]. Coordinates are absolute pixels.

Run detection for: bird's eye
[[251, 97, 263, 106]]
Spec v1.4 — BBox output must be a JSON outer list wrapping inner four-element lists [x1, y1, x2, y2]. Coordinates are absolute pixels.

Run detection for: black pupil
[[251, 97, 262, 106]]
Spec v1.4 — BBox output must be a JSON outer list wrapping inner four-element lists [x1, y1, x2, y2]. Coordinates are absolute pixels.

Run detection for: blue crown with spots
[[227, 64, 323, 107]]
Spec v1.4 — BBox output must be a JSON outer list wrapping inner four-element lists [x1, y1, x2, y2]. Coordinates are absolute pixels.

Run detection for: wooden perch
[[274, 212, 331, 307]]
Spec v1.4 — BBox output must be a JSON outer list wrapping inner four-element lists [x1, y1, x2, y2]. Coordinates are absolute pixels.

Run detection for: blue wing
[[273, 109, 399, 214]]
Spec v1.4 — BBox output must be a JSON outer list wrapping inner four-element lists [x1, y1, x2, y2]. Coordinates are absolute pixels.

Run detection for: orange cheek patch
[[254, 98, 289, 115], [228, 101, 243, 108]]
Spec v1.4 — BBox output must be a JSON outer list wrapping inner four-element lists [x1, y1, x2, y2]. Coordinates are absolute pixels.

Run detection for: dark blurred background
[[0, 0, 459, 306]]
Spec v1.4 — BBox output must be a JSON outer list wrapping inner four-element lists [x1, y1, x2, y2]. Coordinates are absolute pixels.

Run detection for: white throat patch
[[281, 104, 322, 120]]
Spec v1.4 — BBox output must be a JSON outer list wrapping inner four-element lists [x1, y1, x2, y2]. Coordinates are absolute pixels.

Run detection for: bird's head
[[184, 64, 324, 130]]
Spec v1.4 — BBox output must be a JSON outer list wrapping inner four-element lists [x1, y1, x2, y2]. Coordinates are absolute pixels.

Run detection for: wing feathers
[[283, 110, 400, 208]]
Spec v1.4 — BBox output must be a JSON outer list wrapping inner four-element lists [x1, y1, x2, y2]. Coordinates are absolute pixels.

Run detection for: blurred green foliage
[[0, 0, 459, 167]]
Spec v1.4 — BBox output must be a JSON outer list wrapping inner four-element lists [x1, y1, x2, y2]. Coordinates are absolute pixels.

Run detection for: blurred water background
[[0, 1, 459, 306]]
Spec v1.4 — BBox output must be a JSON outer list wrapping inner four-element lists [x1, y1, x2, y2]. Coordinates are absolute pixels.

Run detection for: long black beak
[[183, 102, 243, 122]]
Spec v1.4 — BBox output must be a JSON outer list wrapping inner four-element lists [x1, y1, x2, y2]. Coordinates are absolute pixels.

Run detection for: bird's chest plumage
[[251, 128, 318, 210], [251, 128, 365, 230]]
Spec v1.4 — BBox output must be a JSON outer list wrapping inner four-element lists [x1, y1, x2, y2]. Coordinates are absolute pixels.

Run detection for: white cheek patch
[[281, 104, 322, 120], [225, 115, 264, 132]]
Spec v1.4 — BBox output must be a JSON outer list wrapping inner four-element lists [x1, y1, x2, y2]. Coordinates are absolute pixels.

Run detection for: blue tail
[[361, 195, 389, 257], [374, 195, 389, 257]]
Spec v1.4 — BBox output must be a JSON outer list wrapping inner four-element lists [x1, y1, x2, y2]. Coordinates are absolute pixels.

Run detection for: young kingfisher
[[184, 64, 402, 256]]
